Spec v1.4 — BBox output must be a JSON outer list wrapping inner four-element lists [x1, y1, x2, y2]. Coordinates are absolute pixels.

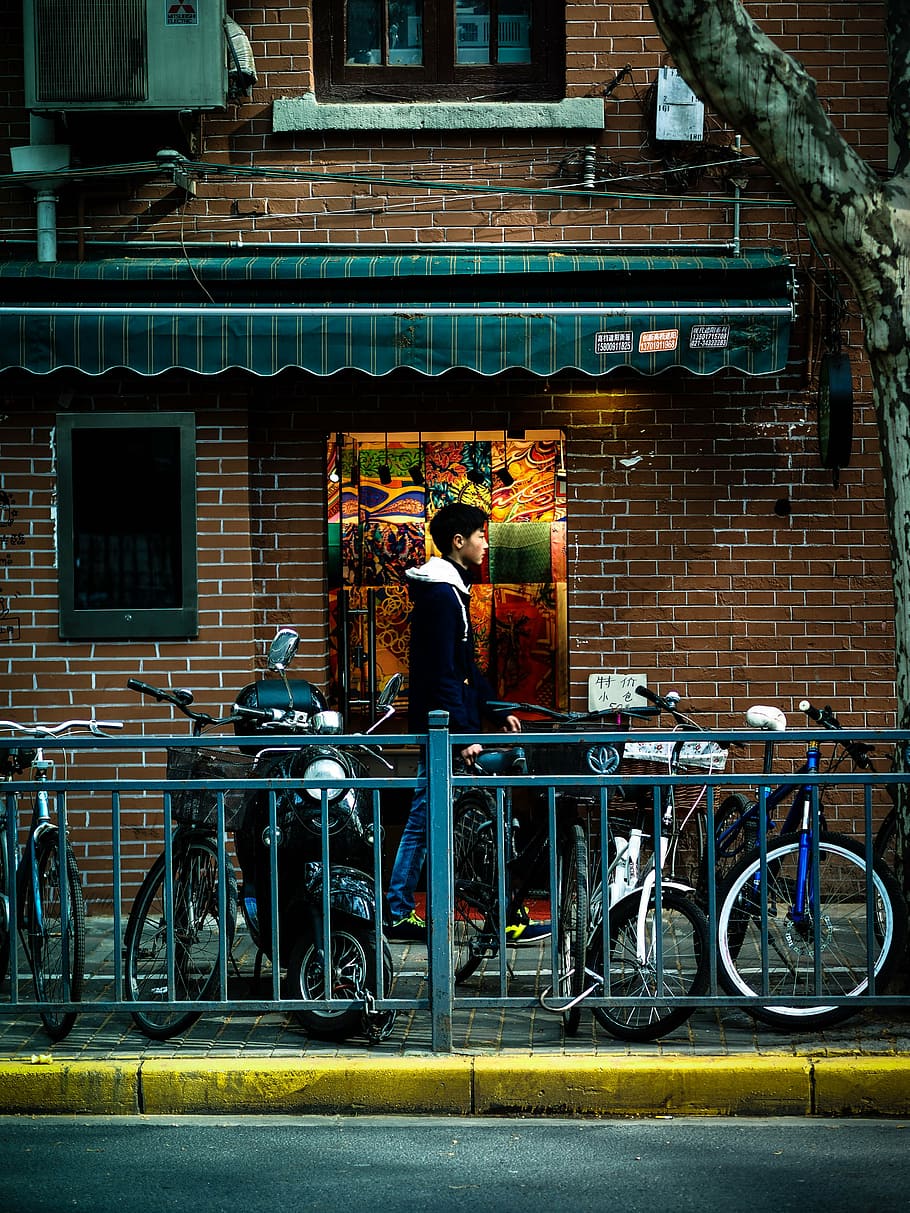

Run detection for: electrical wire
[[0, 154, 794, 208]]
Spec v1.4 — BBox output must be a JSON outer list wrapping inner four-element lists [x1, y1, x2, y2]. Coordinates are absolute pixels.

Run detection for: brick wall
[[4, 358, 892, 716]]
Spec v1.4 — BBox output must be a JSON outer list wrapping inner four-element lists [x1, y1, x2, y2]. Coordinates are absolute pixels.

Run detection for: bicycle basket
[[617, 739, 729, 814], [165, 746, 256, 831]]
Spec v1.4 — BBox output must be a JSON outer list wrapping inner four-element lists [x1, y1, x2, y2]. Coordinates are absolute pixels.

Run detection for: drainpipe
[[10, 119, 69, 263], [731, 135, 743, 256], [35, 189, 59, 263]]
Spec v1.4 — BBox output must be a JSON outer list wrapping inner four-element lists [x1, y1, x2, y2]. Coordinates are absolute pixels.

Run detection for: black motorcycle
[[124, 628, 400, 1042]]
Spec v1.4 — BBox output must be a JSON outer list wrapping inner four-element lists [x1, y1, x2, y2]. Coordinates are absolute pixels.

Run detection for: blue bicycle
[[711, 700, 907, 1029]]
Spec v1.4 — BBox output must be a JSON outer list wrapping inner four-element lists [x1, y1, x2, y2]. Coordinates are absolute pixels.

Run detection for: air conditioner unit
[[23, 0, 227, 111]]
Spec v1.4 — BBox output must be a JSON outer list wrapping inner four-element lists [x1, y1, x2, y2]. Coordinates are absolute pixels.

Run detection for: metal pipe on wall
[[36, 189, 58, 262]]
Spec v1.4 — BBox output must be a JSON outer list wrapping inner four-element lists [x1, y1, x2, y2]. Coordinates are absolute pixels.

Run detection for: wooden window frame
[[314, 1, 563, 102]]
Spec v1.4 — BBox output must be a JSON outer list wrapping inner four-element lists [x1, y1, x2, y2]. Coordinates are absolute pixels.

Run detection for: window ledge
[[272, 94, 604, 132]]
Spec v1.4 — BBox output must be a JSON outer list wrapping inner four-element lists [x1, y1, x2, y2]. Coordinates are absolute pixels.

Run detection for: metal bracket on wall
[[155, 148, 197, 196]]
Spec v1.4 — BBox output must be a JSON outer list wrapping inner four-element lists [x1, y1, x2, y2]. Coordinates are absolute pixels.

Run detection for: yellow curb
[[0, 1060, 140, 1114], [139, 1055, 474, 1115], [4, 1054, 907, 1119], [814, 1057, 910, 1117], [473, 1055, 813, 1117]]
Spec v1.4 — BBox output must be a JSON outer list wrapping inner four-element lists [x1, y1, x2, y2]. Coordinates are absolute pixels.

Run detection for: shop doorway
[[327, 431, 567, 723]]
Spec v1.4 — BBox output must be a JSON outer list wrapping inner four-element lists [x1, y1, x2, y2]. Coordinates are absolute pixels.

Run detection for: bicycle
[[612, 688, 732, 892], [0, 717, 123, 1041], [124, 630, 400, 1044], [581, 686, 720, 1041], [701, 700, 886, 896], [451, 700, 625, 1035], [712, 699, 908, 1029], [122, 680, 247, 1041]]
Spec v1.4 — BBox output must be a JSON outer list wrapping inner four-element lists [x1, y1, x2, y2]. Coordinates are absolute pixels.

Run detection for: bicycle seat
[[468, 746, 528, 776]]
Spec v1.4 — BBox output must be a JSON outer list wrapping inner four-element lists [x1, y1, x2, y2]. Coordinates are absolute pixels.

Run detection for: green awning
[[0, 248, 795, 378]]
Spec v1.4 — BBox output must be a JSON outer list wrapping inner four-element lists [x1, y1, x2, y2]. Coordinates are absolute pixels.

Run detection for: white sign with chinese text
[[587, 673, 648, 713]]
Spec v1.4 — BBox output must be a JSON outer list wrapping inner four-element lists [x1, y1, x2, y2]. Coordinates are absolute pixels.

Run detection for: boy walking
[[386, 502, 549, 944]]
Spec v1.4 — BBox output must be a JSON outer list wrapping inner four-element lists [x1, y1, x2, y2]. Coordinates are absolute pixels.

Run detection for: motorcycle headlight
[[302, 751, 351, 803]]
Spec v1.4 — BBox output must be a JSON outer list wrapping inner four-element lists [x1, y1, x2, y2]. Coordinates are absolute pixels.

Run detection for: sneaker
[[505, 917, 552, 945], [387, 910, 428, 941]]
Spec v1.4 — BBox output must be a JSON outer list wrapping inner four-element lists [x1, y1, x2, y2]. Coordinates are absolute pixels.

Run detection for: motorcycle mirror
[[363, 674, 402, 735], [377, 674, 402, 709], [267, 628, 299, 673]]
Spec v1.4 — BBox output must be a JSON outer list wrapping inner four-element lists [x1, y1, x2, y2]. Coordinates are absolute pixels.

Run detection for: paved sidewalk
[[2, 920, 909, 1118]]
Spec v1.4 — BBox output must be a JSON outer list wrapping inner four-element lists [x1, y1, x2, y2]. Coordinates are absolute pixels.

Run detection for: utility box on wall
[[23, 0, 227, 111], [654, 66, 704, 142]]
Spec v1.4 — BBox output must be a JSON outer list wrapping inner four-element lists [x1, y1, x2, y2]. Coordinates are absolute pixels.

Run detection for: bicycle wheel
[[665, 797, 706, 890], [717, 831, 907, 1030], [286, 926, 394, 1041], [452, 790, 500, 983], [874, 809, 897, 875], [590, 888, 709, 1042], [27, 833, 86, 1042], [696, 793, 757, 906], [0, 815, 10, 985], [557, 821, 588, 1036], [124, 836, 237, 1040]]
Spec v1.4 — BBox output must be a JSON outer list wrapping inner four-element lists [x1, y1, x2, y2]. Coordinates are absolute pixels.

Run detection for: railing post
[[426, 710, 453, 1052]]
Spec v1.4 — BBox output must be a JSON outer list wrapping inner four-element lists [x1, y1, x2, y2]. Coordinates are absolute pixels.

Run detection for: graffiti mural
[[329, 436, 567, 710]]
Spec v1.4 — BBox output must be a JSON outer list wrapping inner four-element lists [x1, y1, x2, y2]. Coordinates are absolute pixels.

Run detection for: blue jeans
[[386, 757, 427, 922]]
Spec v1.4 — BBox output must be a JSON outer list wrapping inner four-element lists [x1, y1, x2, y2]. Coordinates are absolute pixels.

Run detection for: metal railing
[[1, 714, 908, 1052]]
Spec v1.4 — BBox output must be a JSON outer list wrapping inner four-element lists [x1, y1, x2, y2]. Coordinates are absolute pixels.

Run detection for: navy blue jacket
[[405, 556, 496, 733]]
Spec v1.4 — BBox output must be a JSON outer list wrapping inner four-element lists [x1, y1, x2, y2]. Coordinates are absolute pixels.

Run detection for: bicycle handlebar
[[634, 685, 684, 713], [799, 699, 838, 727], [0, 718, 124, 737], [798, 699, 875, 768], [127, 678, 193, 708], [486, 699, 661, 722]]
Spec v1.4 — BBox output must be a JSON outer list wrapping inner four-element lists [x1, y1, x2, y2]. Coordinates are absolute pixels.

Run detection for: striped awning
[[0, 248, 795, 378]]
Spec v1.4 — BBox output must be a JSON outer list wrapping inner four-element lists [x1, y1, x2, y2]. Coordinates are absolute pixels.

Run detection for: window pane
[[346, 0, 382, 64], [72, 428, 183, 610], [389, 0, 423, 65], [456, 1, 531, 66], [498, 2, 531, 64], [456, 0, 490, 64]]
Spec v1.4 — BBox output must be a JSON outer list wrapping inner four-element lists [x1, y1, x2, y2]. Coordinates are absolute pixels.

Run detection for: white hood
[[405, 556, 467, 590]]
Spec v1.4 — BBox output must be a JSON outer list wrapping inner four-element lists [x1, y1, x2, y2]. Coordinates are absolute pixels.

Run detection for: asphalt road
[[1, 1115, 908, 1213]]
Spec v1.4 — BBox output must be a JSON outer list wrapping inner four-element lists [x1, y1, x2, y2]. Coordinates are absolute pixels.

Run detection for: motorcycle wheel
[[286, 925, 392, 1041]]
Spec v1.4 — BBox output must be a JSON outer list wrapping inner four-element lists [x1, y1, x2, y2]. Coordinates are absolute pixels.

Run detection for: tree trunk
[[867, 346, 910, 898], [647, 0, 910, 919]]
